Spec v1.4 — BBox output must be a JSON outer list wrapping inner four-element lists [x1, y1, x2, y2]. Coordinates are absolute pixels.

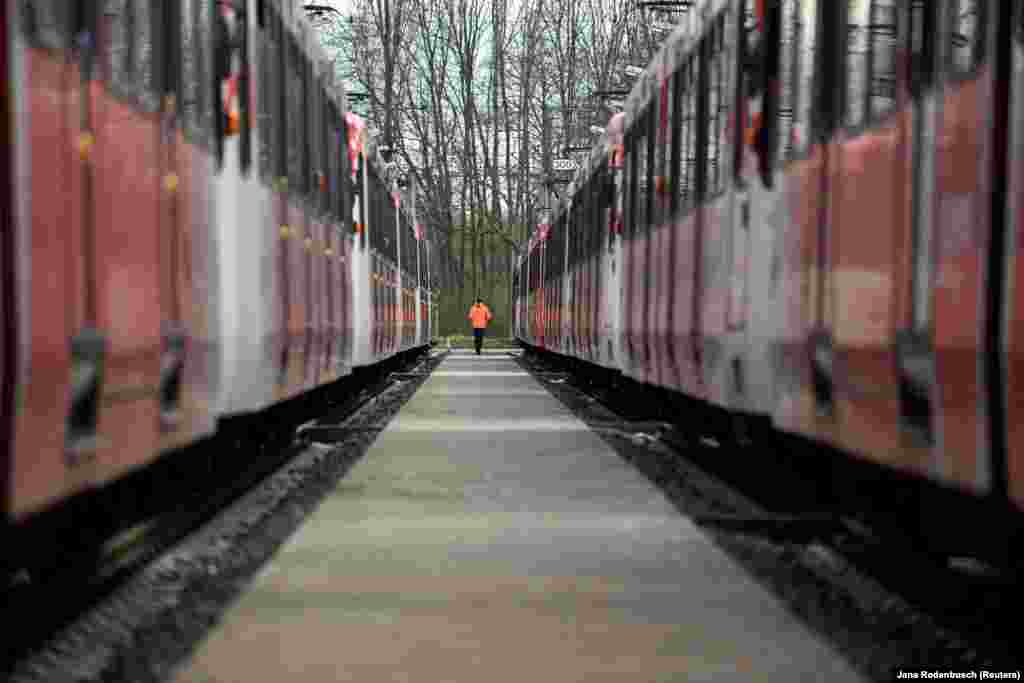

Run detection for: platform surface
[[173, 350, 863, 682]]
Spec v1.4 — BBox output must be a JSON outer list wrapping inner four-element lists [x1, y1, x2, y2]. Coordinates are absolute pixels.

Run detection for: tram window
[[574, 184, 583, 265], [552, 216, 559, 280], [1017, 1, 1024, 45], [237, 3, 252, 175], [588, 174, 596, 256], [195, 0, 213, 146], [321, 96, 331, 215], [668, 62, 683, 217], [705, 18, 726, 197], [720, 13, 735, 188], [593, 169, 605, 255], [949, 0, 985, 74], [311, 70, 321, 199], [626, 125, 640, 237], [285, 37, 303, 192], [582, 174, 590, 258], [563, 212, 569, 277], [777, 0, 799, 160], [302, 59, 314, 196], [844, 0, 870, 130], [573, 200, 581, 267], [676, 58, 697, 209], [270, 10, 286, 184], [106, 0, 135, 95], [257, 8, 271, 181], [331, 104, 342, 219], [307, 71, 319, 202], [158, 0, 182, 109], [579, 181, 588, 264], [324, 89, 333, 214], [645, 105, 657, 230], [181, 0, 202, 143], [645, 88, 659, 231], [339, 108, 351, 224], [869, 0, 898, 120], [792, 0, 818, 155], [634, 111, 650, 233], [133, 1, 158, 112], [369, 166, 381, 252], [21, 1, 74, 49], [654, 71, 674, 224], [908, 0, 937, 95]]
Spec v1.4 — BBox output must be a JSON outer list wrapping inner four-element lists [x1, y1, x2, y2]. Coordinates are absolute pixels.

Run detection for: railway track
[[515, 346, 1022, 679], [3, 348, 443, 681]]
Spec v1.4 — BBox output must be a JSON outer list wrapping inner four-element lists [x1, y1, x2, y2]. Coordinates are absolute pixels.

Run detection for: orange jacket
[[468, 303, 493, 329]]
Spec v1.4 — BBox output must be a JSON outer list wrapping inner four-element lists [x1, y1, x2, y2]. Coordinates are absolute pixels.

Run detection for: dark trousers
[[473, 328, 485, 354]]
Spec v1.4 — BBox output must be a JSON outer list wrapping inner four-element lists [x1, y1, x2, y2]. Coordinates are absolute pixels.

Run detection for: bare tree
[[309, 0, 683, 335]]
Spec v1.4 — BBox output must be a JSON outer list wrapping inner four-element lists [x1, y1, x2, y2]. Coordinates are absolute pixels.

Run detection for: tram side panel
[[930, 1, 1000, 496], [1, 0, 14, 522], [8, 3, 91, 518], [211, 0, 277, 418], [1004, 3, 1024, 511]]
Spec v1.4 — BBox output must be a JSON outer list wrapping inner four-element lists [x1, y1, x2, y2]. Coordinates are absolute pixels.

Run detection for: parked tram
[[2, 0, 433, 575], [516, 0, 1024, 563]]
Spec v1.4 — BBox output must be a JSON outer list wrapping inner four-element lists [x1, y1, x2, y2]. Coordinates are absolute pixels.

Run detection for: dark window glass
[[20, 1, 76, 50], [644, 109, 656, 228], [368, 164, 397, 262], [356, 157, 366, 247], [949, 0, 985, 74], [792, 0, 818, 154], [133, 1, 158, 111], [339, 107, 351, 224], [654, 74, 673, 225], [158, 0, 182, 105], [301, 57, 312, 196], [328, 102, 341, 219], [778, 0, 799, 159], [676, 57, 698, 208], [869, 0, 898, 119], [908, 0, 937, 94], [181, 0, 211, 146], [1016, 1, 1024, 45], [236, 3, 252, 174], [309, 74, 321, 205], [285, 35, 303, 192], [630, 124, 647, 236], [304, 60, 316, 197], [625, 128, 637, 237], [844, 0, 870, 129], [257, 6, 276, 181], [106, 0, 133, 94], [705, 19, 726, 196]]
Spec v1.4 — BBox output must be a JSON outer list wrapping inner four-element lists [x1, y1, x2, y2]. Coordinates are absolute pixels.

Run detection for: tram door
[[771, 0, 840, 443], [11, 3, 95, 518], [925, 0, 1007, 500]]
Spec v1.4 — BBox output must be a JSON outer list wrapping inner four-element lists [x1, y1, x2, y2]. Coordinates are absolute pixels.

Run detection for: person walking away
[[467, 299, 493, 355]]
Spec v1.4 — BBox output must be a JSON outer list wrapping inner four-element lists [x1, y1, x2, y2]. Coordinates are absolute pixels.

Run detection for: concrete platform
[[172, 350, 864, 682]]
